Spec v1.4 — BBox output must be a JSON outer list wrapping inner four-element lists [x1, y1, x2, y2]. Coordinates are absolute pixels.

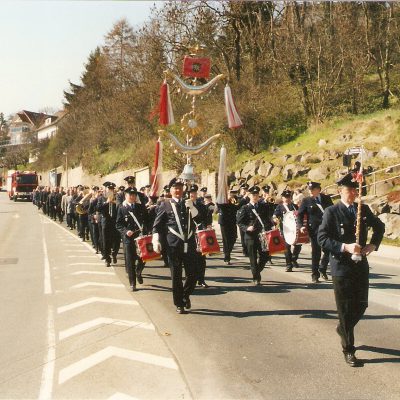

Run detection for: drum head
[[282, 211, 297, 245]]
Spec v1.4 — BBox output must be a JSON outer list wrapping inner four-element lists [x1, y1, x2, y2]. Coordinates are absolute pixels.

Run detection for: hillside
[[229, 108, 400, 192]]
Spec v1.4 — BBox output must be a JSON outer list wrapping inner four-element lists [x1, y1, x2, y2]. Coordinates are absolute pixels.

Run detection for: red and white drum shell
[[262, 230, 286, 254], [282, 211, 309, 245], [135, 235, 162, 262], [196, 229, 220, 255]]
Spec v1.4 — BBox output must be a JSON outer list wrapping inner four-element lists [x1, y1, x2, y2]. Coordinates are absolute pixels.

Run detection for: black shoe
[[112, 255, 117, 264], [130, 284, 137, 292], [69, 227, 73, 230], [312, 276, 320, 283], [137, 274, 143, 284], [101, 256, 106, 260], [343, 352, 363, 367], [183, 297, 191, 310], [285, 266, 293, 272], [82, 238, 86, 242], [321, 272, 329, 281], [256, 280, 261, 286], [176, 306, 186, 314], [199, 282, 209, 288], [106, 261, 111, 268], [292, 260, 299, 268], [224, 261, 231, 265], [267, 258, 273, 265]]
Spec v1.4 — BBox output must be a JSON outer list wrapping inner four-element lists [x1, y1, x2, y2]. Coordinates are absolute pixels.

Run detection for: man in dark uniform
[[152, 179, 199, 314], [116, 187, 148, 291], [88, 186, 100, 253], [190, 184, 210, 288], [115, 186, 125, 208], [318, 173, 384, 367], [217, 189, 239, 265], [273, 190, 302, 272], [297, 181, 334, 283], [237, 183, 250, 256], [237, 186, 273, 285], [197, 187, 207, 204]]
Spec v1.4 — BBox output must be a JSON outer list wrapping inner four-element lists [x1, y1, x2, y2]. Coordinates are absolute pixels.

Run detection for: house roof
[[16, 110, 53, 128], [35, 110, 67, 131]]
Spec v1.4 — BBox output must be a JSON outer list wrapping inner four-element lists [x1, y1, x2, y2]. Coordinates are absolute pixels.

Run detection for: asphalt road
[[0, 191, 399, 400]]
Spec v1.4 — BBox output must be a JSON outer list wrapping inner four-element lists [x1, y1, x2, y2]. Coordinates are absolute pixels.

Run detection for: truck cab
[[7, 170, 38, 201]]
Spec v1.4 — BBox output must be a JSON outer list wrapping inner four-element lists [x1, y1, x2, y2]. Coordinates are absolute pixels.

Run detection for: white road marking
[[59, 318, 154, 340], [38, 305, 56, 399], [71, 271, 115, 276], [70, 282, 124, 289], [67, 255, 97, 258], [68, 262, 105, 266], [108, 393, 140, 400], [58, 346, 178, 384], [57, 297, 138, 314], [41, 219, 52, 295]]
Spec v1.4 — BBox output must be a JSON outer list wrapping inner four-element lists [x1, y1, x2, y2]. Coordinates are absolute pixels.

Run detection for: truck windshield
[[16, 175, 37, 185]]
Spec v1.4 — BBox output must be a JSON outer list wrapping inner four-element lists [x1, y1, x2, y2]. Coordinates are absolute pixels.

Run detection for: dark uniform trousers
[[168, 240, 198, 307], [318, 201, 384, 354], [332, 261, 369, 353], [220, 224, 237, 262], [310, 233, 329, 277], [284, 243, 301, 266], [102, 219, 121, 262], [123, 237, 139, 286], [79, 214, 89, 240], [88, 216, 99, 251], [246, 236, 268, 281]]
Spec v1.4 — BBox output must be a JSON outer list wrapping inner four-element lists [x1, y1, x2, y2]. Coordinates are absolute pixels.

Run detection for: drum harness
[[169, 202, 193, 253], [252, 207, 269, 252], [128, 210, 143, 236]]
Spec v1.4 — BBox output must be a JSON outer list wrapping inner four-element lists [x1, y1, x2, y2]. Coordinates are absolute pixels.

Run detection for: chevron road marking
[[57, 297, 138, 314], [71, 271, 115, 276], [58, 346, 178, 384], [107, 393, 140, 400], [59, 317, 154, 340], [70, 282, 124, 289]]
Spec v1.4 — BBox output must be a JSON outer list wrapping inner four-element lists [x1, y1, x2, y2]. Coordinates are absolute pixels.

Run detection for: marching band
[[31, 171, 385, 364]]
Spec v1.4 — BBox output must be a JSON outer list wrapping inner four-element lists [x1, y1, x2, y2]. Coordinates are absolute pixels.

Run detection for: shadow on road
[[358, 345, 400, 364]]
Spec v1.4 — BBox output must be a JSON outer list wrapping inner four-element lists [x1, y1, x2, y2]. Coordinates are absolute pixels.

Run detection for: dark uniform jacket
[[237, 201, 274, 239], [317, 201, 385, 277], [296, 193, 333, 235], [152, 198, 198, 248], [116, 201, 148, 244], [217, 201, 239, 226]]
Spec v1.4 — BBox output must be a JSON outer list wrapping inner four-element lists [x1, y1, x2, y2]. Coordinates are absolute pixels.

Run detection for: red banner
[[183, 56, 211, 79]]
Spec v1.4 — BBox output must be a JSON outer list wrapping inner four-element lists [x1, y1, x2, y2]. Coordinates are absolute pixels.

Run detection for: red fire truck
[[7, 170, 38, 201]]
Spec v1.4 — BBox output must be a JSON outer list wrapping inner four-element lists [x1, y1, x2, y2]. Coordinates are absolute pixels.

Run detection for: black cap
[[281, 190, 292, 198], [139, 187, 145, 191], [307, 181, 321, 190], [229, 189, 238, 194], [169, 178, 184, 188], [163, 185, 170, 192], [240, 183, 249, 190], [91, 185, 99, 191], [108, 182, 116, 189], [102, 181, 111, 187], [118, 186, 125, 191], [124, 176, 135, 184], [200, 187, 207, 192], [76, 184, 83, 189], [337, 173, 359, 189], [145, 184, 151, 189], [189, 184, 199, 192], [205, 194, 212, 198], [248, 186, 260, 194], [262, 185, 271, 193], [125, 187, 138, 195]]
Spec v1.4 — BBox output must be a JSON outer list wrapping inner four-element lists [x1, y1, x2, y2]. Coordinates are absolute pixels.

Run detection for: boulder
[[258, 162, 273, 178], [308, 166, 330, 181], [338, 133, 352, 142], [388, 200, 400, 214], [282, 154, 291, 163], [269, 166, 282, 179], [367, 196, 390, 215], [374, 180, 394, 196], [318, 139, 327, 147], [297, 166, 311, 176], [270, 146, 281, 153], [377, 147, 399, 159], [282, 164, 296, 181], [242, 160, 261, 178], [235, 170, 242, 179], [277, 183, 288, 196], [378, 213, 400, 239], [300, 152, 313, 163]]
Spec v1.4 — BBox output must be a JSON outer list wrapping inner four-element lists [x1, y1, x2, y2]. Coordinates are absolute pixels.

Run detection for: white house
[[36, 110, 66, 141]]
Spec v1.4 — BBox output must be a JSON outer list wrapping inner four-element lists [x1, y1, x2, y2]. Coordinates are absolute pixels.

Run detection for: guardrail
[[323, 162, 400, 199]]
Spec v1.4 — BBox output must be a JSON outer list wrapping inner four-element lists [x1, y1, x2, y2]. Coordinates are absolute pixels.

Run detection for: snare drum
[[282, 211, 309, 245], [261, 230, 286, 254], [135, 235, 162, 262], [196, 229, 220, 255]]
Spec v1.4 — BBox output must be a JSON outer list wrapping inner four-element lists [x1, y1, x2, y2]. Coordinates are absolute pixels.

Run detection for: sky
[[0, 0, 159, 117]]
